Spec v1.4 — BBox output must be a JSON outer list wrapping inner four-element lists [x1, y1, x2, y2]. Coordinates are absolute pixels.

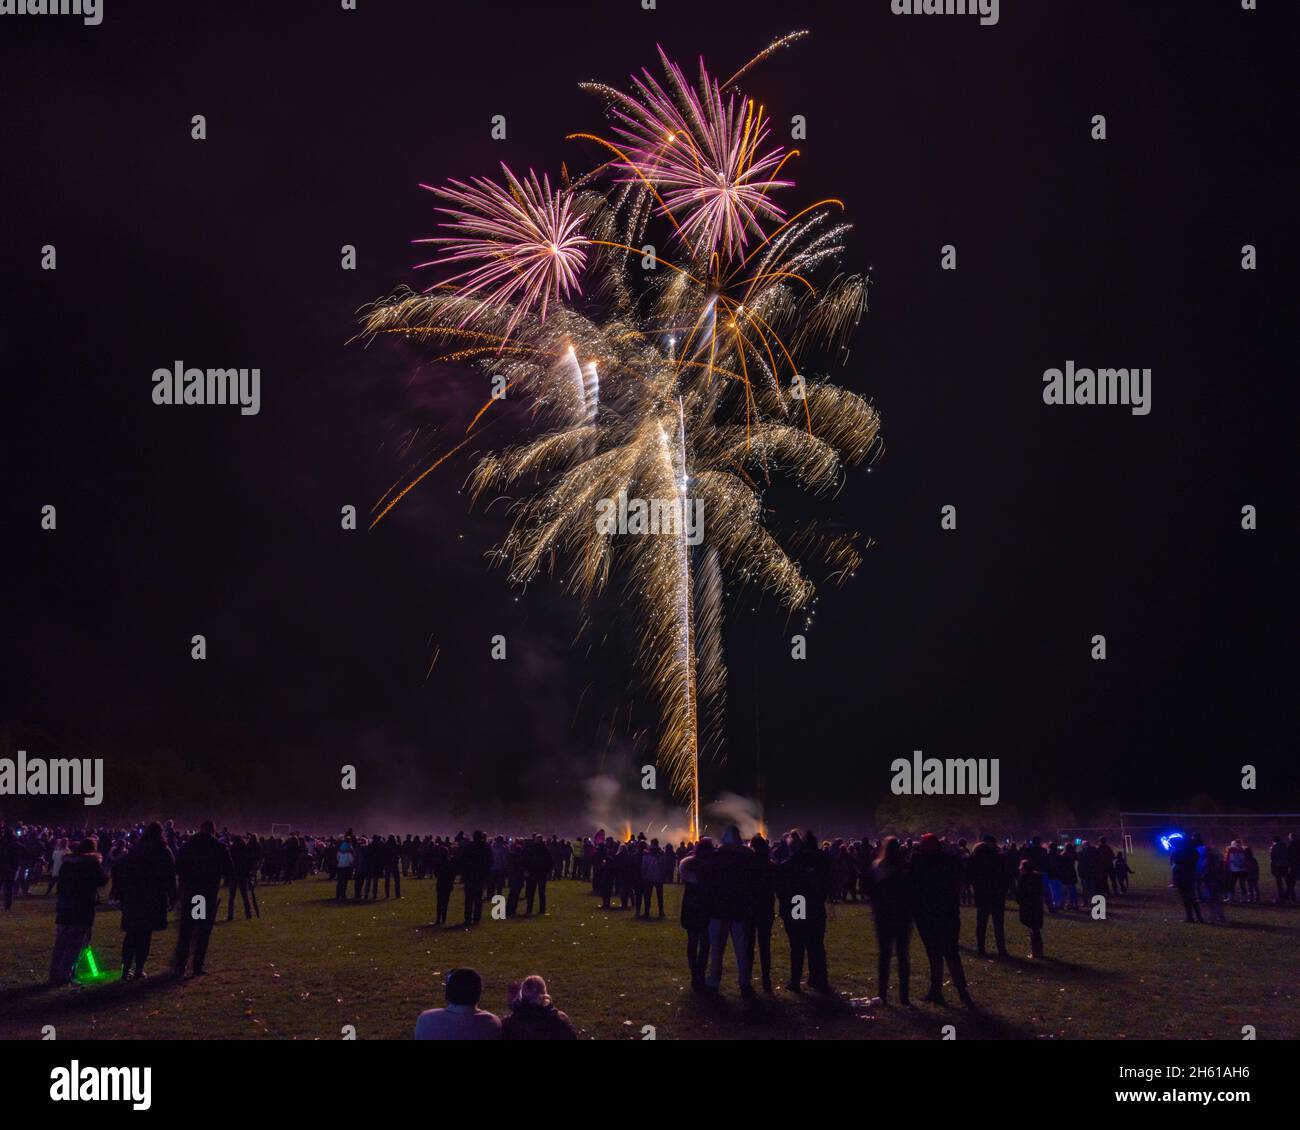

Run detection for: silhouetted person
[[173, 820, 233, 976], [501, 975, 577, 1040], [747, 834, 777, 993], [1016, 858, 1045, 958], [283, 833, 300, 884], [1269, 836, 1290, 902], [414, 967, 501, 1040], [0, 828, 19, 910], [459, 831, 492, 925], [433, 840, 456, 925], [505, 840, 526, 917], [523, 835, 551, 915], [48, 838, 107, 985], [335, 835, 355, 901], [227, 834, 258, 919], [679, 838, 714, 991], [967, 834, 1009, 958], [383, 835, 402, 899], [1171, 835, 1202, 923], [778, 830, 831, 994], [639, 839, 667, 919], [115, 822, 176, 979], [704, 826, 761, 998], [864, 836, 913, 1005], [910, 833, 972, 1007], [1097, 836, 1117, 896], [1288, 833, 1300, 902]]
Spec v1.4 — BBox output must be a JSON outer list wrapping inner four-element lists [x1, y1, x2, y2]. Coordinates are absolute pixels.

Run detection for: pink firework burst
[[415, 164, 589, 338], [607, 47, 792, 261]]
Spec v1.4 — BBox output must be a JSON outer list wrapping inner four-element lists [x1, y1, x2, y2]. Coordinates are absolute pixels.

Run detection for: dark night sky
[[1, 0, 1294, 830]]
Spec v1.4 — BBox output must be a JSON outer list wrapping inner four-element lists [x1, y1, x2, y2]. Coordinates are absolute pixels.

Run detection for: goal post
[[1055, 814, 1300, 852], [1118, 812, 1300, 852]]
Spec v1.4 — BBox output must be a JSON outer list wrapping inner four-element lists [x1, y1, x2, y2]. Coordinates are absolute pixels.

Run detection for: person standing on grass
[[1, 826, 20, 910], [383, 834, 402, 899], [864, 835, 913, 1005], [227, 834, 258, 919], [1243, 845, 1260, 904], [490, 835, 508, 898], [283, 832, 301, 884], [524, 834, 552, 916], [44, 836, 68, 895], [704, 826, 762, 999], [679, 837, 714, 991], [172, 820, 233, 977], [1225, 839, 1247, 903], [910, 833, 973, 1007], [1201, 839, 1227, 924], [777, 830, 832, 995], [640, 838, 667, 919], [1287, 833, 1300, 902], [967, 833, 1009, 958], [505, 838, 526, 917], [335, 834, 355, 901], [433, 838, 456, 925], [1171, 834, 1202, 923], [1113, 849, 1131, 894], [1016, 858, 1046, 959], [1098, 836, 1118, 896], [748, 834, 777, 994], [459, 831, 493, 925], [115, 822, 175, 980], [48, 838, 108, 986], [1268, 836, 1289, 903], [414, 968, 502, 1040]]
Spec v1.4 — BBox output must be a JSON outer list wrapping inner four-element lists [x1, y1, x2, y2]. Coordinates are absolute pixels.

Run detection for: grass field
[[1, 848, 1295, 1040]]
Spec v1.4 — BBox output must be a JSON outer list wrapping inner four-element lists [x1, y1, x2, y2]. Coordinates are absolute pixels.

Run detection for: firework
[[364, 32, 881, 837], [594, 46, 794, 260], [414, 164, 590, 341]]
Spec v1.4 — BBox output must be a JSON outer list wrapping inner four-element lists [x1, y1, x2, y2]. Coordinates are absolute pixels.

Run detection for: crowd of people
[[3, 817, 1298, 1037]]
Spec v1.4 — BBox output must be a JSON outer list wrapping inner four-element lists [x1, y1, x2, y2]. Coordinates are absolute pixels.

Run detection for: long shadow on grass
[[0, 969, 182, 1023], [1212, 919, 1300, 937], [684, 988, 1036, 1039], [994, 954, 1115, 986]]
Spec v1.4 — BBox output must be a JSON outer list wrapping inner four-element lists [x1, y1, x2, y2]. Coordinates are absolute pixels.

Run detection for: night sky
[[1, 0, 1294, 831]]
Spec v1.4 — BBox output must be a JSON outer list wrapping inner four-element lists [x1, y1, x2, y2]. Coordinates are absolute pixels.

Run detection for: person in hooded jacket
[[501, 975, 578, 1040], [115, 822, 176, 979], [48, 838, 108, 985]]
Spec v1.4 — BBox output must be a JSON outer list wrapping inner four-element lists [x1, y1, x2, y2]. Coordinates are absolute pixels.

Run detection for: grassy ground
[[1, 847, 1295, 1040]]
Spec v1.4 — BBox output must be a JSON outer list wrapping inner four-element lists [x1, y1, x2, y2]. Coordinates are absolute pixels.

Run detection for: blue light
[[1159, 831, 1184, 852]]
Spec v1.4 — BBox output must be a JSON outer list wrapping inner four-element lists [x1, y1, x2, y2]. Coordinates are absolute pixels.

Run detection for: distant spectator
[[1015, 859, 1045, 959]]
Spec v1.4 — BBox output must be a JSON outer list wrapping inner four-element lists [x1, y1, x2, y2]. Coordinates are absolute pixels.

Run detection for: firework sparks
[[600, 47, 794, 260], [364, 32, 881, 836], [414, 163, 590, 340]]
